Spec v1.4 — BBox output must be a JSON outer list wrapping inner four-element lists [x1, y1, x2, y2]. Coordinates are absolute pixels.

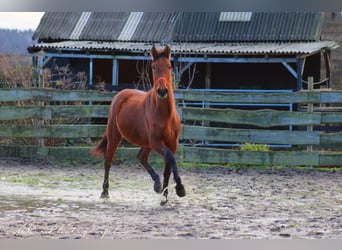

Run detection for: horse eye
[[152, 66, 156, 70]]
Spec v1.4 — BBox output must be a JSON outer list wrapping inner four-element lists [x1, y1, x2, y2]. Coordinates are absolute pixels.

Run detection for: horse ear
[[151, 45, 158, 60], [164, 45, 171, 59]]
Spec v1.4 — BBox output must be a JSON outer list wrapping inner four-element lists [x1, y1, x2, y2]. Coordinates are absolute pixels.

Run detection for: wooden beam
[[296, 58, 304, 90], [112, 59, 118, 86], [184, 147, 320, 166], [323, 50, 331, 88], [182, 125, 320, 145], [182, 107, 322, 127], [281, 62, 297, 79], [89, 58, 93, 86]]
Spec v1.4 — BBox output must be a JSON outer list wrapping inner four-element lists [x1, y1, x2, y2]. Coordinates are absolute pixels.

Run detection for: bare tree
[[135, 60, 152, 91], [176, 61, 198, 89]]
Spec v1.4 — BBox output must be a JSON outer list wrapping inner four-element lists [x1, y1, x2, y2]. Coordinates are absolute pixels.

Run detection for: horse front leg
[[137, 147, 161, 193], [160, 162, 171, 206], [163, 149, 186, 198]]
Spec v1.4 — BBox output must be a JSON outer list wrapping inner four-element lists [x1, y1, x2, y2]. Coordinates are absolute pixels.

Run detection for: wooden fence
[[179, 90, 342, 166], [1, 88, 342, 166]]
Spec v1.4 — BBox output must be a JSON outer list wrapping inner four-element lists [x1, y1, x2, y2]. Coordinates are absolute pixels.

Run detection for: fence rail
[[1, 88, 342, 166]]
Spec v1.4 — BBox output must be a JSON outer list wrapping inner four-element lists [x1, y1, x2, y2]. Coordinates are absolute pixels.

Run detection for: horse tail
[[91, 134, 108, 158], [91, 92, 124, 159]]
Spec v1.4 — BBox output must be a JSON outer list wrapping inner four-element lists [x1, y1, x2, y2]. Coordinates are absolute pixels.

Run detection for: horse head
[[151, 45, 173, 99]]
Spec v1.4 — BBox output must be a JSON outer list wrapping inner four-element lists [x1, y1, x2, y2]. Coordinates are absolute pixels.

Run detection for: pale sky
[[0, 12, 44, 30]]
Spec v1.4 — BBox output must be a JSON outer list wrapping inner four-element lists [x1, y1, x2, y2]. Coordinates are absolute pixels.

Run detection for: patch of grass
[[180, 162, 197, 170], [240, 143, 270, 152], [179, 161, 230, 170], [230, 164, 274, 170], [288, 223, 302, 228], [36, 171, 47, 176], [56, 198, 65, 205], [307, 166, 342, 172], [230, 143, 272, 169], [8, 175, 41, 186], [0, 171, 100, 189]]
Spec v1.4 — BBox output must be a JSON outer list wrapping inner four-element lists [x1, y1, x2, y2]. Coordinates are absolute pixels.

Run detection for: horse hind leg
[[101, 129, 122, 199], [137, 147, 161, 194]]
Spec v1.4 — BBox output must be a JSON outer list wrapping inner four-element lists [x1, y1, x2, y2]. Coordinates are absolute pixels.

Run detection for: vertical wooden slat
[[307, 76, 314, 152]]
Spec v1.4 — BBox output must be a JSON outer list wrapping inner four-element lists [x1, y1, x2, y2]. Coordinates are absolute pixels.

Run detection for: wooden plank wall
[[179, 90, 342, 166], [1, 88, 342, 166], [0, 89, 114, 162]]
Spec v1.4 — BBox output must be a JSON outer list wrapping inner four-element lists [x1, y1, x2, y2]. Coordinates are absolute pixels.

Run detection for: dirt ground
[[0, 158, 341, 239]]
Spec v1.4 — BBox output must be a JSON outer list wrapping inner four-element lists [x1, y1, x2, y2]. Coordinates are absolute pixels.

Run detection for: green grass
[[0, 171, 100, 189], [240, 142, 270, 152], [9, 175, 41, 186]]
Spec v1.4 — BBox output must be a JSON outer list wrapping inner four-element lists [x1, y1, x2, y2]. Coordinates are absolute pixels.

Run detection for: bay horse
[[91, 45, 186, 205]]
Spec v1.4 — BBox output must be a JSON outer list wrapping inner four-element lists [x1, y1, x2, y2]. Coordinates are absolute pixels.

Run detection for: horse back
[[109, 89, 146, 114]]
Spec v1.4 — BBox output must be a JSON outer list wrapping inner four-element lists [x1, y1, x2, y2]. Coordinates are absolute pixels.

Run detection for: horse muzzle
[[157, 88, 168, 98]]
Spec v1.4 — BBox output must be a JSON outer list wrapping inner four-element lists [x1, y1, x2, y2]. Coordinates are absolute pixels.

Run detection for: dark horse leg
[[101, 129, 122, 199], [164, 149, 186, 197], [137, 147, 161, 193], [160, 162, 172, 206], [160, 147, 186, 205], [101, 159, 111, 198]]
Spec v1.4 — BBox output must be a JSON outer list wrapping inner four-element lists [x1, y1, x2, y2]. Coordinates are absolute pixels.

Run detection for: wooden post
[[202, 62, 211, 145], [296, 58, 304, 91], [31, 56, 38, 88], [112, 59, 118, 88], [205, 62, 211, 90], [38, 55, 45, 148], [87, 58, 94, 144], [89, 58, 94, 87], [323, 51, 331, 88], [204, 63, 211, 115], [307, 76, 314, 152], [173, 56, 179, 89], [38, 55, 44, 88]]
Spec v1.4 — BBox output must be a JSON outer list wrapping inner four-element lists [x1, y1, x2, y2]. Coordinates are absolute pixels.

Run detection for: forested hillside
[[0, 29, 36, 55]]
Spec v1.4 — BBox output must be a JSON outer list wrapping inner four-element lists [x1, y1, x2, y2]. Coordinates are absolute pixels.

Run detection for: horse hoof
[[176, 184, 186, 197], [100, 191, 109, 199], [154, 182, 162, 193], [160, 200, 168, 206]]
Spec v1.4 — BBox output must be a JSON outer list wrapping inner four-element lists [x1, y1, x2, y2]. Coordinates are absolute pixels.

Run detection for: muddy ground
[[0, 158, 341, 239]]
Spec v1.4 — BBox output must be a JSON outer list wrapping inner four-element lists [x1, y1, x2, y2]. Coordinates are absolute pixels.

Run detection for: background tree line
[[0, 29, 35, 55]]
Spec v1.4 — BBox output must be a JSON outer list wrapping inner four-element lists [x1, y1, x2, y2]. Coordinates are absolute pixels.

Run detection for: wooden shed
[[28, 12, 338, 92], [321, 12, 342, 90]]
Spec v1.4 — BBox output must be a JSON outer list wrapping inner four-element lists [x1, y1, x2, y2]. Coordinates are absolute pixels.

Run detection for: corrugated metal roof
[[173, 12, 324, 42], [33, 12, 179, 43], [33, 12, 324, 43], [131, 12, 178, 43], [69, 12, 92, 40], [219, 12, 252, 22], [118, 12, 144, 41], [33, 12, 82, 41], [79, 12, 130, 41], [28, 41, 339, 55]]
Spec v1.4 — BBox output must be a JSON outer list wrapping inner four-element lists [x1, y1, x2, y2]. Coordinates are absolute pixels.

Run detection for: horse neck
[[150, 87, 176, 116]]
